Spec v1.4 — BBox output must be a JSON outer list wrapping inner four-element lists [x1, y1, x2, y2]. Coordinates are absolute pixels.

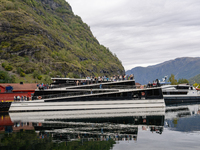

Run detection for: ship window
[[146, 89, 160, 96]]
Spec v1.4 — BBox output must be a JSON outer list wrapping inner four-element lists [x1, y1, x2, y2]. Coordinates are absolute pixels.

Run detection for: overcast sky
[[66, 0, 200, 71]]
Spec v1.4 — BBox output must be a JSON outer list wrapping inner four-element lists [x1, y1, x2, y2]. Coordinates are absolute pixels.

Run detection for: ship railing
[[32, 90, 118, 100], [46, 85, 137, 90], [50, 79, 135, 89], [71, 85, 137, 90]]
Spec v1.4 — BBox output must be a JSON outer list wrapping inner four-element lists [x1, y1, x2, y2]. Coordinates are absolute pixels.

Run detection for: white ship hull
[[10, 99, 165, 112]]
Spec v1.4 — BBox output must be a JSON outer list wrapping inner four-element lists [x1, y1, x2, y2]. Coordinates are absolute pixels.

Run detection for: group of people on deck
[[147, 79, 160, 88], [14, 95, 30, 101], [86, 74, 134, 82], [75, 74, 134, 86], [37, 83, 50, 89]]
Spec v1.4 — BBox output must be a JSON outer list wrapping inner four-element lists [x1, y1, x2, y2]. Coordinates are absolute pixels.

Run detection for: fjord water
[[1, 104, 200, 150]]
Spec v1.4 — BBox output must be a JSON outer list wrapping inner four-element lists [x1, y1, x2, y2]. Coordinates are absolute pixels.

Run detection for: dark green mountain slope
[[126, 57, 200, 85], [0, 0, 124, 79], [189, 74, 200, 84]]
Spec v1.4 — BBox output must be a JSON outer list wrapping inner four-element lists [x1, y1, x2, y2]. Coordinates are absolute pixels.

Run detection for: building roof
[[135, 83, 141, 86], [0, 83, 37, 90]]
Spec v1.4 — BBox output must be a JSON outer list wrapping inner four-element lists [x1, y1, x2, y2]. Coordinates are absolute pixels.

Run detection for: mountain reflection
[[165, 104, 200, 132], [1, 104, 200, 149]]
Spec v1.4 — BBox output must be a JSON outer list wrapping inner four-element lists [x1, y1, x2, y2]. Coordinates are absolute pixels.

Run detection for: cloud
[[67, 0, 200, 70]]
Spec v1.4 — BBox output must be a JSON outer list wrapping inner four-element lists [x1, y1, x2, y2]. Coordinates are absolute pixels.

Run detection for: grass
[[14, 74, 35, 83]]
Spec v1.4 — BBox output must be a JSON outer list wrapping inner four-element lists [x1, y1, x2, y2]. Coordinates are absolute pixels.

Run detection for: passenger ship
[[149, 77, 200, 105], [162, 84, 200, 105], [9, 78, 165, 112]]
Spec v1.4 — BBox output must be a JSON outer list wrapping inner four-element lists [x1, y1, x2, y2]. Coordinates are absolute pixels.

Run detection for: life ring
[[38, 96, 42, 99], [141, 92, 145, 96]]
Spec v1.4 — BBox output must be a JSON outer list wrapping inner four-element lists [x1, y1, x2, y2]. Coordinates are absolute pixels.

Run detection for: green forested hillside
[[0, 0, 124, 82], [189, 74, 200, 85]]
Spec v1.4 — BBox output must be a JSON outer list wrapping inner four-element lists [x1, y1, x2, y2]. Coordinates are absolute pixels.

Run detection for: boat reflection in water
[[0, 113, 14, 133], [1, 104, 200, 149], [0, 109, 164, 147]]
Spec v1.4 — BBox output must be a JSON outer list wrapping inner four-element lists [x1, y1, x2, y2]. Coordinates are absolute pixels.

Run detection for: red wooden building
[[0, 83, 37, 102]]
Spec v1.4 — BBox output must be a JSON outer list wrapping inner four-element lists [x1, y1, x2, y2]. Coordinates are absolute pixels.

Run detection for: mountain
[[126, 57, 200, 85], [0, 0, 124, 80], [189, 74, 200, 84]]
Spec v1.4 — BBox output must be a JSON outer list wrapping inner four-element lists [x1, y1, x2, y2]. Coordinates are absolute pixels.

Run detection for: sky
[[66, 0, 200, 71]]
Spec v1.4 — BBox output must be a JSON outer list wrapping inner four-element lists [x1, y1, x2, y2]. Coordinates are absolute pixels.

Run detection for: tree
[[5, 65, 13, 71], [20, 72, 26, 77], [42, 75, 52, 84], [178, 78, 189, 84], [0, 70, 15, 83], [33, 70, 40, 79], [0, 71, 7, 80], [37, 75, 42, 80], [168, 74, 177, 85], [193, 83, 199, 88], [10, 75, 16, 83]]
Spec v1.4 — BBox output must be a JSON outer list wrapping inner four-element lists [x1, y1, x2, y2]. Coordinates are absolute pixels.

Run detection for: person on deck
[[17, 96, 20, 101], [76, 80, 79, 86], [100, 84, 102, 89]]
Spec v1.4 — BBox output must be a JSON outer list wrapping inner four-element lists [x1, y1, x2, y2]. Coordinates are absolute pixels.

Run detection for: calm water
[[1, 104, 200, 150]]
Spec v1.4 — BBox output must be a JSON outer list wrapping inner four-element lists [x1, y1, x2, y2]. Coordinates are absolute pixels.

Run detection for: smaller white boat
[[161, 84, 200, 105]]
